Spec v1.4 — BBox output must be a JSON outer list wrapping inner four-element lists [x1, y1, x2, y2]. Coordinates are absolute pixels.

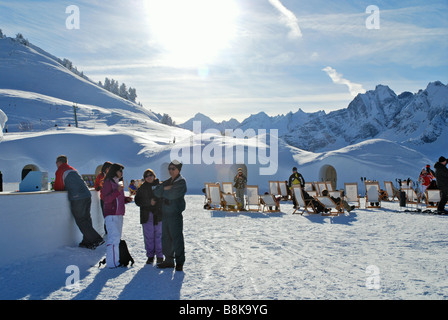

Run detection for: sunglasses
[[168, 167, 177, 171], [144, 174, 154, 178]]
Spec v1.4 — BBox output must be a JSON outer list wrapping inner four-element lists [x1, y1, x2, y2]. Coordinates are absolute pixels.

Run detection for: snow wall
[[0, 190, 104, 266], [0, 108, 6, 141]]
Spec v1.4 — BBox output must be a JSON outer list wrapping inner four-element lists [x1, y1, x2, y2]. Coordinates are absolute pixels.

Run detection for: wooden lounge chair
[[278, 181, 290, 200], [260, 194, 280, 213], [204, 182, 213, 206], [315, 196, 343, 216], [425, 189, 441, 209], [222, 192, 240, 211], [207, 184, 224, 210], [316, 182, 328, 196], [222, 182, 234, 195], [304, 182, 314, 192], [384, 181, 398, 201], [292, 186, 317, 215], [269, 181, 281, 197], [365, 181, 381, 208], [325, 181, 334, 192], [404, 187, 420, 205], [246, 185, 261, 212], [344, 183, 360, 208]]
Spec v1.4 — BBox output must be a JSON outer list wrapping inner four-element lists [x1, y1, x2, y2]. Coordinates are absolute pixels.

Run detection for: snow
[[1, 36, 448, 302], [1, 194, 447, 300]]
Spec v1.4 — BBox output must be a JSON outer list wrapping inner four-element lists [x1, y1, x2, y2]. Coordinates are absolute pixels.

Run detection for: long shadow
[[72, 265, 129, 300], [118, 265, 184, 300], [302, 212, 358, 225], [210, 210, 286, 219], [0, 246, 106, 300]]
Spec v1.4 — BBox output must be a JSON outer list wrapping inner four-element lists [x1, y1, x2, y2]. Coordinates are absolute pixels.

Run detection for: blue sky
[[1, 0, 447, 123]]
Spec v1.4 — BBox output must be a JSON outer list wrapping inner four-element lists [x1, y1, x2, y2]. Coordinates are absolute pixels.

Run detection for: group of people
[[55, 156, 187, 271]]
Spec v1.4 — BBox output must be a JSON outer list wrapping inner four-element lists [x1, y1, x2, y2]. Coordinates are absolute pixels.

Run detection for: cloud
[[322, 66, 366, 97], [268, 0, 302, 39]]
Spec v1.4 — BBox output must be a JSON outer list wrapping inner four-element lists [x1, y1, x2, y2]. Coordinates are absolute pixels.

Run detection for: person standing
[[434, 156, 448, 214], [418, 166, 435, 195], [288, 167, 305, 208], [54, 155, 104, 249], [135, 168, 163, 265], [233, 168, 247, 209], [94, 161, 112, 215], [154, 160, 187, 271], [102, 163, 132, 268]]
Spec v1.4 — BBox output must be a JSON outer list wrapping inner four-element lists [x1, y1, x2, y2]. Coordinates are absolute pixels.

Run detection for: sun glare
[[145, 0, 239, 67]]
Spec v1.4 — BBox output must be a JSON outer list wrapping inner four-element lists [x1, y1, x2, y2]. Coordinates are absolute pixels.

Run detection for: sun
[[145, 0, 239, 67]]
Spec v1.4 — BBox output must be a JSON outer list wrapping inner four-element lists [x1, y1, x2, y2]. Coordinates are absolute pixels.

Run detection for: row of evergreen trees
[[98, 78, 137, 103]]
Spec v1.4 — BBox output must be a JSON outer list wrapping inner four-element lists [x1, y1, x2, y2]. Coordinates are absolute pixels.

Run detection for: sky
[[0, 0, 447, 123]]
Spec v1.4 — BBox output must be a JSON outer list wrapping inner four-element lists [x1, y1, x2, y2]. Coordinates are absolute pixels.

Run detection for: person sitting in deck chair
[[302, 189, 327, 213], [322, 189, 355, 212], [128, 180, 138, 196]]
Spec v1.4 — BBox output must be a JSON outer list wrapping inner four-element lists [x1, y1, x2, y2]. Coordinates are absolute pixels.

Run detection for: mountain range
[[179, 82, 448, 156]]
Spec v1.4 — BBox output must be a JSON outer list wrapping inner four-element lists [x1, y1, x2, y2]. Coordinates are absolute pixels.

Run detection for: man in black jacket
[[434, 156, 448, 214], [288, 167, 305, 209]]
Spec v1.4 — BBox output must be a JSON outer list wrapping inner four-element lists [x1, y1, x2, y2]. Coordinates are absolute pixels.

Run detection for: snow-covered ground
[[1, 191, 447, 300]]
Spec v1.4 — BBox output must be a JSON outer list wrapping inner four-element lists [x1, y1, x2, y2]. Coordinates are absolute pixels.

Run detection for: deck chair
[[204, 182, 213, 205], [278, 181, 290, 200], [316, 182, 328, 196], [365, 181, 381, 208], [222, 193, 240, 211], [207, 184, 224, 210], [315, 196, 343, 216], [292, 186, 318, 215], [304, 182, 314, 192], [260, 194, 280, 212], [246, 185, 261, 212], [329, 190, 342, 199], [425, 189, 441, 209], [344, 183, 360, 208], [269, 181, 281, 196], [384, 181, 398, 201], [325, 181, 334, 192], [222, 182, 234, 195], [306, 190, 318, 198], [404, 187, 420, 205]]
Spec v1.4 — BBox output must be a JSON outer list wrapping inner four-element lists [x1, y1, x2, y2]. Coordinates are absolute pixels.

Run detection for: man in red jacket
[[55, 155, 104, 249]]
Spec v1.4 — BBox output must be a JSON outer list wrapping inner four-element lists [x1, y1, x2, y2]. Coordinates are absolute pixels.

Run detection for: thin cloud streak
[[268, 0, 302, 39], [322, 66, 366, 97]]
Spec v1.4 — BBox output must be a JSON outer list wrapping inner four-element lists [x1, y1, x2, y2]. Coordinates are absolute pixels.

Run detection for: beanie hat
[[439, 156, 447, 163], [170, 160, 183, 171]]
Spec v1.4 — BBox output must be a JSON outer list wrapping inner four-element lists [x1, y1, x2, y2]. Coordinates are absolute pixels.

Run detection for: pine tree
[[119, 83, 128, 99], [104, 78, 111, 91], [128, 88, 137, 102]]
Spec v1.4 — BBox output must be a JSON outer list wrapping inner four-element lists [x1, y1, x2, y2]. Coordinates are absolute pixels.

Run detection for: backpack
[[98, 239, 134, 268], [118, 240, 134, 267]]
